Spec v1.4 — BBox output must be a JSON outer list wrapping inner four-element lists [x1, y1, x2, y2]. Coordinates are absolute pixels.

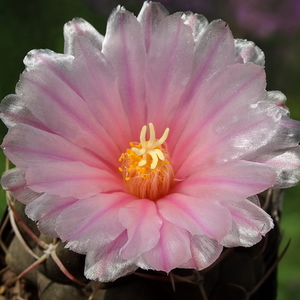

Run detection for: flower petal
[[119, 199, 162, 259], [180, 234, 223, 270], [255, 147, 300, 188], [145, 12, 194, 133], [249, 113, 300, 157], [70, 35, 132, 149], [1, 168, 41, 204], [266, 90, 287, 106], [167, 20, 236, 148], [25, 194, 77, 237], [138, 219, 191, 272], [171, 63, 269, 175], [2, 124, 109, 171], [220, 200, 274, 247], [25, 161, 121, 198], [158, 193, 231, 240], [180, 19, 235, 104], [63, 18, 104, 55], [20, 49, 120, 161], [174, 160, 277, 200], [137, 1, 168, 52], [56, 193, 133, 253], [84, 231, 138, 282], [0, 94, 50, 130], [181, 12, 209, 42], [234, 39, 265, 66], [102, 6, 146, 137]]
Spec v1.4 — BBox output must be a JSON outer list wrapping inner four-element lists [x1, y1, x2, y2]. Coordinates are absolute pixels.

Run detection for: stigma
[[119, 123, 174, 200]]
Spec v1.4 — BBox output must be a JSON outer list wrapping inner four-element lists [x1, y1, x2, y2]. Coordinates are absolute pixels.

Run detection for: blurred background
[[0, 0, 299, 299]]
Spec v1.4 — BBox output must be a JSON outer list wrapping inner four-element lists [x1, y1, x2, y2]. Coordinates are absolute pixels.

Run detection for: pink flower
[[1, 2, 300, 282]]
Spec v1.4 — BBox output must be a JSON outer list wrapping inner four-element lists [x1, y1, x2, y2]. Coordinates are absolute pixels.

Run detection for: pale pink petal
[[208, 107, 300, 170], [181, 12, 209, 42], [0, 94, 50, 131], [266, 90, 287, 106], [2, 124, 110, 171], [64, 18, 104, 55], [180, 235, 223, 270], [119, 199, 162, 259], [213, 108, 278, 161], [102, 6, 146, 137], [70, 36, 132, 149], [25, 161, 121, 199], [138, 220, 191, 272], [234, 39, 265, 66], [84, 231, 138, 282], [255, 147, 300, 188], [174, 161, 277, 200], [238, 112, 300, 165], [247, 195, 261, 206], [158, 194, 231, 240], [220, 200, 274, 247], [25, 194, 77, 237], [167, 20, 236, 146], [192, 18, 235, 72], [137, 1, 168, 52], [1, 168, 41, 205], [242, 116, 300, 177], [170, 63, 267, 174], [179, 19, 235, 104], [145, 12, 194, 133], [280, 117, 300, 144], [178, 61, 265, 139], [264, 114, 300, 151], [56, 193, 133, 253], [20, 50, 120, 161]]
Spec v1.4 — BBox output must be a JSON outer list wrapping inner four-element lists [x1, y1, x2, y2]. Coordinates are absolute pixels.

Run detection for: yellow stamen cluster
[[119, 123, 174, 200]]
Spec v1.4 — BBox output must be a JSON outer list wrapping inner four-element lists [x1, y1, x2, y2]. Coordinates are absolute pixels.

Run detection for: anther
[[118, 123, 174, 200]]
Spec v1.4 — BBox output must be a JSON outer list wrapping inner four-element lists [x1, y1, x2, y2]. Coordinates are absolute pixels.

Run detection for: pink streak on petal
[[140, 220, 191, 272], [21, 50, 120, 162], [102, 7, 147, 137], [170, 63, 267, 175], [119, 199, 162, 259], [185, 20, 235, 100], [174, 161, 277, 199], [25, 161, 122, 199], [64, 18, 104, 55], [137, 2, 168, 53], [168, 19, 235, 136], [2, 124, 111, 172], [145, 13, 194, 134], [0, 95, 52, 131], [56, 193, 134, 254], [158, 194, 231, 240], [71, 36, 132, 150], [192, 112, 278, 171]]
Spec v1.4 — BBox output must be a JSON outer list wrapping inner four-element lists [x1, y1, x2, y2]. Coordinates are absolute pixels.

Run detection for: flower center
[[119, 123, 174, 200]]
